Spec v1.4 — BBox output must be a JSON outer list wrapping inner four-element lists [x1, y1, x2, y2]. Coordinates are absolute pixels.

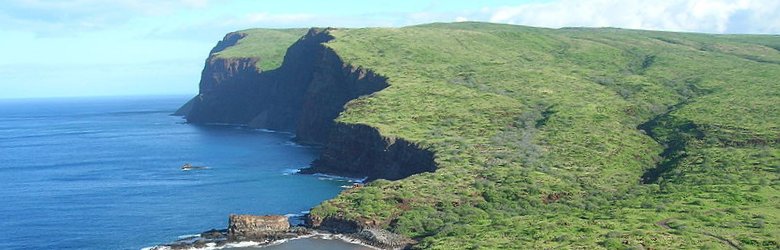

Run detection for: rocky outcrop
[[301, 123, 436, 181], [227, 214, 290, 240]]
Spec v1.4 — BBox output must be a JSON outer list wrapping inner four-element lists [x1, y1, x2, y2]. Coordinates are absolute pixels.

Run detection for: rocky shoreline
[[149, 213, 412, 250]]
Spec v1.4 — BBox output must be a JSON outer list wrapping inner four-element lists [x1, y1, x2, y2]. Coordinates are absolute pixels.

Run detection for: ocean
[[0, 96, 367, 250]]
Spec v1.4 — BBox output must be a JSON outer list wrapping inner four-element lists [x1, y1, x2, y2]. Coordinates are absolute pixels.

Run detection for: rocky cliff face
[[185, 29, 327, 130], [295, 53, 389, 144], [180, 27, 435, 181], [301, 123, 436, 181]]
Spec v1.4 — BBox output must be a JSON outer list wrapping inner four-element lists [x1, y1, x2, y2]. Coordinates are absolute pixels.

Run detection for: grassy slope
[[308, 23, 779, 249], [212, 28, 308, 70]]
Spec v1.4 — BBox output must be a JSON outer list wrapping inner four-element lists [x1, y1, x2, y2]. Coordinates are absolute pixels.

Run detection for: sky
[[0, 0, 778, 99]]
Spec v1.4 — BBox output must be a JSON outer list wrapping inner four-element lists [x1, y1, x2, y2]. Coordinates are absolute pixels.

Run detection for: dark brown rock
[[200, 228, 226, 239]]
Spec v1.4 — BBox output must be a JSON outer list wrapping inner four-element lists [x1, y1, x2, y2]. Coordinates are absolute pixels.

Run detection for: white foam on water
[[312, 173, 367, 183], [282, 141, 307, 148], [203, 122, 244, 127], [255, 128, 294, 135], [177, 234, 201, 239], [143, 240, 265, 250], [224, 240, 266, 248], [281, 168, 301, 175]]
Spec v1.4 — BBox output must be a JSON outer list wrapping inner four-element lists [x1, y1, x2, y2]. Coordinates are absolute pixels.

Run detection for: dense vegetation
[[236, 23, 779, 249]]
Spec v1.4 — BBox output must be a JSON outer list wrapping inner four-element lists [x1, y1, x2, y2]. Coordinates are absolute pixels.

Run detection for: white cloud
[[488, 0, 780, 34], [7, 0, 776, 36]]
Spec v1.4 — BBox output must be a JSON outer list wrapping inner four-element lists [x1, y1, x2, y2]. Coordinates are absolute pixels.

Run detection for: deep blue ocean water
[[0, 96, 360, 250]]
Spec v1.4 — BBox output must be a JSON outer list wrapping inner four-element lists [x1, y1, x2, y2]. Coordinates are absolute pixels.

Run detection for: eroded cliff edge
[[179, 28, 436, 182]]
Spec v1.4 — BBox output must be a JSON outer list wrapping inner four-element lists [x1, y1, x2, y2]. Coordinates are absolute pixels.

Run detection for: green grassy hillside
[[213, 28, 308, 70], [235, 23, 779, 249]]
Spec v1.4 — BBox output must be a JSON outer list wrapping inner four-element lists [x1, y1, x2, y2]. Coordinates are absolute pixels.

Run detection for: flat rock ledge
[[150, 214, 309, 250]]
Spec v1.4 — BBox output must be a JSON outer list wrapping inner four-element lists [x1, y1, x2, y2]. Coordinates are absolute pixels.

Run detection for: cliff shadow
[[301, 123, 437, 181]]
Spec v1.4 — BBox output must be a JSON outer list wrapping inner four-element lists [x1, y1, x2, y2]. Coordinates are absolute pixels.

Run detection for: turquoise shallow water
[[0, 96, 357, 249]]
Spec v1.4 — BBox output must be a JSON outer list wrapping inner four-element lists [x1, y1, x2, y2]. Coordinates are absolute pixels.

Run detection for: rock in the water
[[228, 214, 290, 240], [200, 228, 226, 239], [181, 163, 208, 170]]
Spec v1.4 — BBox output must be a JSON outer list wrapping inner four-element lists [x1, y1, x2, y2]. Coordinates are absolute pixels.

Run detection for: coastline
[[145, 164, 385, 250]]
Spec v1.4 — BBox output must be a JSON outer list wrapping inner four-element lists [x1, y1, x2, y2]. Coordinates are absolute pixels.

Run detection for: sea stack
[[227, 214, 290, 241]]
